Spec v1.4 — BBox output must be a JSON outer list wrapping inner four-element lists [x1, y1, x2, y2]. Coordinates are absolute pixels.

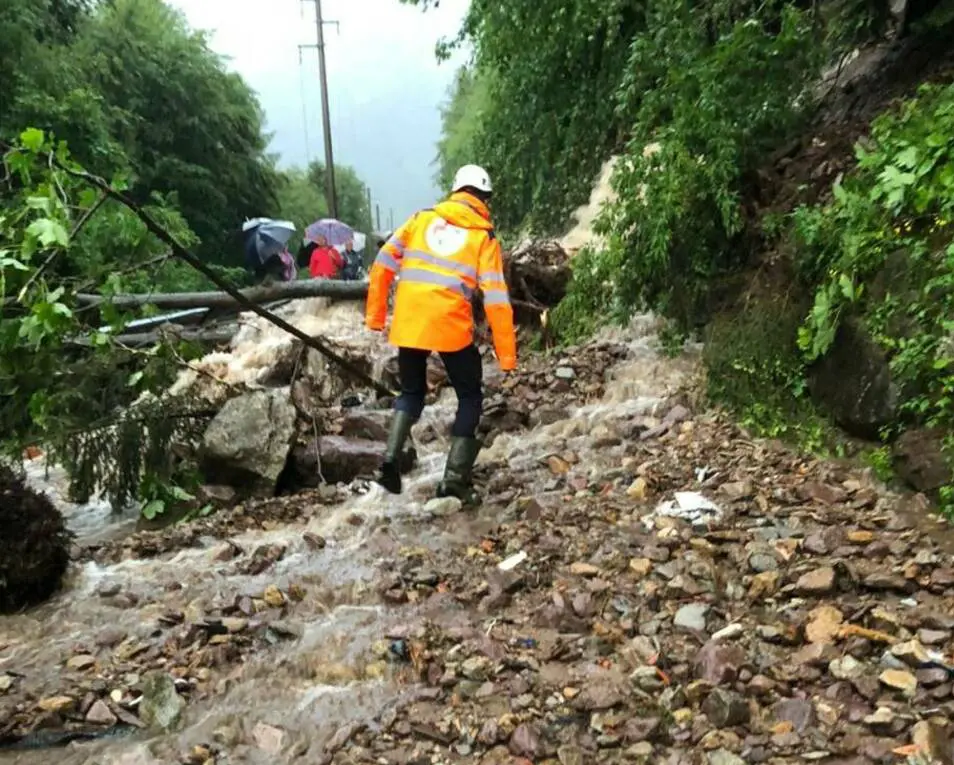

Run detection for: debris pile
[[0, 464, 73, 615]]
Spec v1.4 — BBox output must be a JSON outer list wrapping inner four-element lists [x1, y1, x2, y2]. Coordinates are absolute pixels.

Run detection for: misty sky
[[167, 0, 471, 227]]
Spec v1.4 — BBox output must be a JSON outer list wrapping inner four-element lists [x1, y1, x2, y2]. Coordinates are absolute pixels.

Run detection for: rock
[[748, 550, 779, 573], [461, 656, 492, 681], [569, 562, 601, 577], [529, 407, 569, 427], [0, 464, 72, 614], [830, 655, 865, 680], [917, 667, 950, 687], [197, 484, 238, 506], [795, 566, 837, 595], [263, 585, 285, 608], [339, 411, 391, 441], [509, 723, 543, 759], [291, 435, 413, 486], [425, 497, 463, 516], [703, 689, 750, 727], [674, 603, 710, 632], [629, 558, 653, 578], [910, 719, 952, 764], [623, 717, 662, 743], [555, 367, 576, 380], [0, 674, 12, 693], [864, 706, 896, 731], [66, 654, 97, 671], [890, 639, 930, 667], [201, 389, 297, 498], [252, 722, 286, 754], [773, 698, 816, 733], [805, 605, 844, 644], [86, 700, 118, 726], [558, 745, 585, 765], [712, 623, 744, 642], [708, 748, 746, 765], [627, 478, 649, 501], [139, 672, 185, 731], [37, 695, 76, 713], [749, 571, 780, 599], [695, 641, 746, 685], [894, 428, 951, 496], [573, 671, 626, 710], [809, 317, 899, 439], [879, 668, 918, 697]]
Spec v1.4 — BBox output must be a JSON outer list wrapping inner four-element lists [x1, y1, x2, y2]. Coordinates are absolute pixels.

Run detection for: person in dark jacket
[[339, 238, 365, 280]]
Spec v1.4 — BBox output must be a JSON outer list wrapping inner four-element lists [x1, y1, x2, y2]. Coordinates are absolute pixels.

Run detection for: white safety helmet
[[451, 164, 492, 195]]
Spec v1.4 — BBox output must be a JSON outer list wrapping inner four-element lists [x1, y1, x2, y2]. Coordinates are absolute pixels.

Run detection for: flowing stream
[[2, 300, 700, 765]]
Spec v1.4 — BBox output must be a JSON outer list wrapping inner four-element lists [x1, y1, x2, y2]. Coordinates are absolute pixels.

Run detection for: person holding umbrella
[[306, 234, 343, 279], [365, 164, 517, 503], [298, 218, 356, 279], [243, 218, 298, 283]]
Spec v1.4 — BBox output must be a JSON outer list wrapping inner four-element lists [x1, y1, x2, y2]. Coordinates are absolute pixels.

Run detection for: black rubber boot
[[376, 410, 415, 494], [436, 437, 481, 504]]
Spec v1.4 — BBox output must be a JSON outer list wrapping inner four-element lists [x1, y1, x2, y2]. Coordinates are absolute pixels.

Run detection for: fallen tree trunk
[[71, 326, 237, 348], [76, 279, 368, 310]]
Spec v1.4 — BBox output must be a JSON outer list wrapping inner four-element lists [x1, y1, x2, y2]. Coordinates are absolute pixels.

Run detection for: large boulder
[[288, 436, 416, 488], [893, 428, 951, 497], [1, 464, 73, 613], [808, 318, 900, 439], [200, 389, 297, 498]]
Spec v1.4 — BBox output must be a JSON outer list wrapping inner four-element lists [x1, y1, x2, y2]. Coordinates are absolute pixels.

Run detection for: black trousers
[[395, 345, 483, 437]]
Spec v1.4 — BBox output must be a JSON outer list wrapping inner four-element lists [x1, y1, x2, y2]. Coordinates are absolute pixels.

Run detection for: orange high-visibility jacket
[[365, 191, 517, 371]]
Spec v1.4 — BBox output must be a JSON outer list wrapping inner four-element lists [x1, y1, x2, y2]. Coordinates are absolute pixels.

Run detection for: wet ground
[[4, 302, 953, 765]]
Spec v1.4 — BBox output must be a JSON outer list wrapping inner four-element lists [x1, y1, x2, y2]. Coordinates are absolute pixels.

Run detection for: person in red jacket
[[306, 234, 343, 279]]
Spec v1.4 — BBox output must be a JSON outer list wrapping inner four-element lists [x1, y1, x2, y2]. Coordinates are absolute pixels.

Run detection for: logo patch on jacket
[[424, 218, 469, 257]]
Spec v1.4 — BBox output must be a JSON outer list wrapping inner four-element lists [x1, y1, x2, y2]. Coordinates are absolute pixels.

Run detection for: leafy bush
[[553, 1, 820, 336], [796, 82, 954, 427], [704, 297, 835, 452], [794, 81, 954, 503]]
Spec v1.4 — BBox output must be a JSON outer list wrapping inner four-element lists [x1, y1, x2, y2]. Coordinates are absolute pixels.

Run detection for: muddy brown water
[[3, 305, 700, 764]]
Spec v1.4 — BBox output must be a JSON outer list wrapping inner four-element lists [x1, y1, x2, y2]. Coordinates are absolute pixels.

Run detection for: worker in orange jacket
[[366, 164, 517, 501]]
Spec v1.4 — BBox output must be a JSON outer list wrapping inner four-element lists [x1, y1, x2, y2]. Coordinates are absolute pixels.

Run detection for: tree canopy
[[0, 0, 374, 509]]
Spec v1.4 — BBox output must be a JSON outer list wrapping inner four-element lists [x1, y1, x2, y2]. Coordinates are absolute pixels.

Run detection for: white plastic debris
[[654, 491, 723, 525], [498, 551, 528, 571]]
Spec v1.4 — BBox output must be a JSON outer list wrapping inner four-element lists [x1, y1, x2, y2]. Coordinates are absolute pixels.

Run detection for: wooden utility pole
[[300, 0, 339, 219], [376, 204, 381, 231], [365, 185, 373, 232], [389, 208, 394, 230]]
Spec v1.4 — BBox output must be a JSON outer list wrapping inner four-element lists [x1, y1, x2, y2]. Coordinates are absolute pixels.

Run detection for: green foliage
[[434, 66, 495, 192], [795, 82, 954, 427], [550, 0, 820, 339], [1, 131, 212, 508], [863, 445, 895, 482], [2, 0, 279, 269], [794, 81, 954, 498], [405, 0, 645, 234], [276, 168, 329, 254], [703, 298, 837, 453], [306, 162, 372, 231]]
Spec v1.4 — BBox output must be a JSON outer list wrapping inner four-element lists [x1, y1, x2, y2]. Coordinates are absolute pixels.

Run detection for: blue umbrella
[[242, 218, 297, 279]]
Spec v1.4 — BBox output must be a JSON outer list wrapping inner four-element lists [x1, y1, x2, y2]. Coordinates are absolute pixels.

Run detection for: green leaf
[[142, 499, 165, 520], [25, 196, 52, 213], [0, 255, 29, 272], [26, 218, 69, 248], [19, 128, 45, 152], [838, 273, 854, 300], [127, 370, 144, 387], [169, 486, 195, 502]]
